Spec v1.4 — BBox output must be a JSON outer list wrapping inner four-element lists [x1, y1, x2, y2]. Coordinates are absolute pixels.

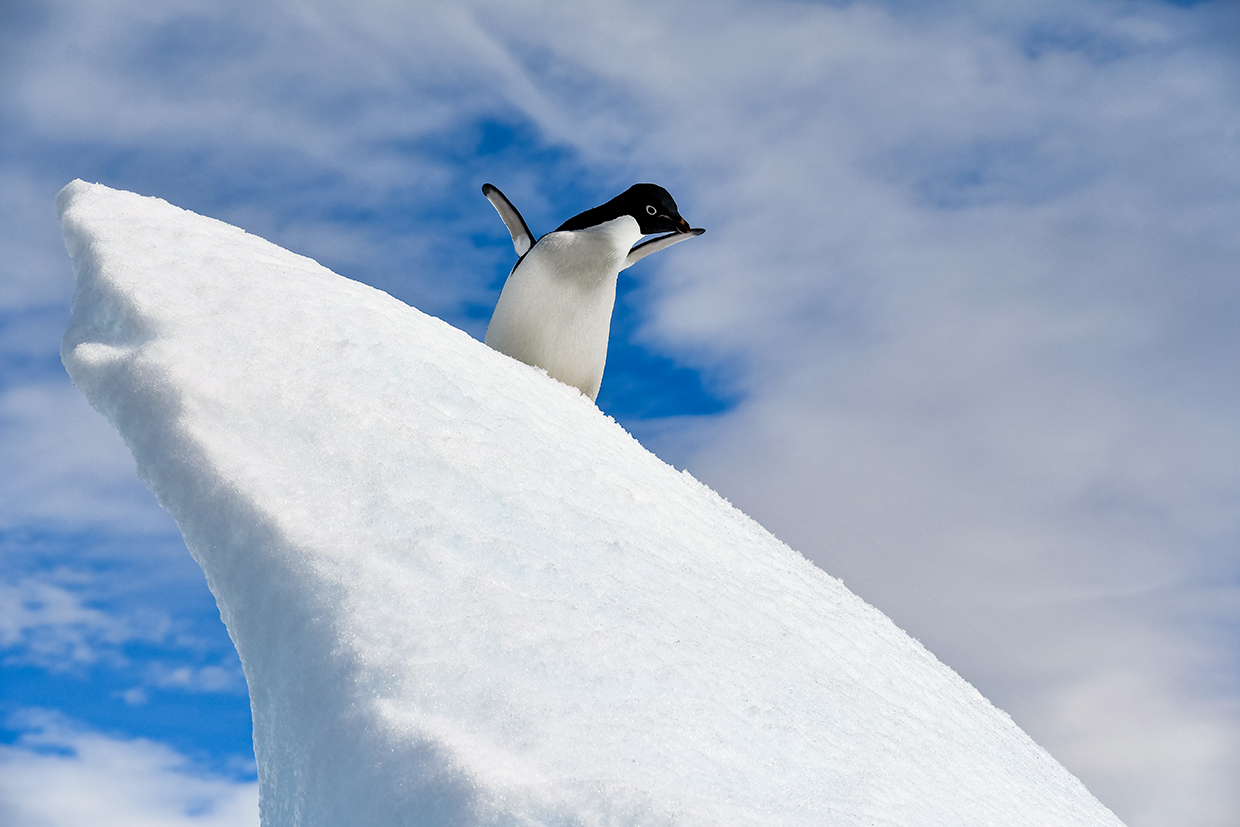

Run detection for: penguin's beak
[[674, 216, 692, 233]]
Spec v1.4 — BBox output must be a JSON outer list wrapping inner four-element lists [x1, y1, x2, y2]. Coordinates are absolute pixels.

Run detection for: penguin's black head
[[556, 183, 695, 235], [619, 184, 692, 235]]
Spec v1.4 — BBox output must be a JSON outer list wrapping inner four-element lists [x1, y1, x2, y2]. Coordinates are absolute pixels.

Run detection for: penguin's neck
[[537, 215, 642, 285]]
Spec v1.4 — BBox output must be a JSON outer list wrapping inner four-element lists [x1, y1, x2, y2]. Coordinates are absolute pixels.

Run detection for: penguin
[[482, 182, 704, 401]]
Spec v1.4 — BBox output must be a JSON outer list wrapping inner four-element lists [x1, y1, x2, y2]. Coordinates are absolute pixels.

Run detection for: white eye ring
[[646, 205, 657, 215]]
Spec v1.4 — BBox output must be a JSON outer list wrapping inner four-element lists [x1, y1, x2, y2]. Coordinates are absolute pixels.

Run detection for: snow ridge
[[58, 180, 1123, 826]]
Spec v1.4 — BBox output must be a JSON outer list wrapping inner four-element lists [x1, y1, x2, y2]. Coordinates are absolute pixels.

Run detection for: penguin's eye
[[646, 205, 657, 215]]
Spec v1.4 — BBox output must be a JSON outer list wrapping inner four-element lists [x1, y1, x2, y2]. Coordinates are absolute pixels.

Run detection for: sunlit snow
[[58, 180, 1125, 826]]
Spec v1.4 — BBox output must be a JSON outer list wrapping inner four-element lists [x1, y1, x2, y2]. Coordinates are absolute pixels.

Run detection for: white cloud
[[147, 663, 246, 694], [0, 710, 258, 827], [0, 172, 77, 312], [0, 383, 175, 532], [0, 576, 169, 669], [116, 662, 247, 707], [1046, 663, 1240, 827], [0, 566, 242, 688]]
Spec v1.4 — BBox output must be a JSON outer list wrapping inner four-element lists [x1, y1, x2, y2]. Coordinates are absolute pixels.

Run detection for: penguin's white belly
[[485, 216, 641, 400]]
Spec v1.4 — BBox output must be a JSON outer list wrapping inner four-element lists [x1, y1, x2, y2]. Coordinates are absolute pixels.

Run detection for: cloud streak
[[0, 710, 257, 827]]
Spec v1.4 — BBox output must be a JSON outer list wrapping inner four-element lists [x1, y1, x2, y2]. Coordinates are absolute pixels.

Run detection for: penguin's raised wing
[[621, 227, 705, 271], [482, 183, 535, 257]]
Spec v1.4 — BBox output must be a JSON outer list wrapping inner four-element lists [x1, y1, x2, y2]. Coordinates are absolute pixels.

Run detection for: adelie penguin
[[482, 183, 705, 401]]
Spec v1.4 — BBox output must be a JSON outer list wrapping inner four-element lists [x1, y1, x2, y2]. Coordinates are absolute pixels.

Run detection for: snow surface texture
[[57, 180, 1125, 827]]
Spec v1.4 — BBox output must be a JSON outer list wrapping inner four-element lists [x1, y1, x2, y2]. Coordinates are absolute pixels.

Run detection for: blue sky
[[2, 1, 1238, 825]]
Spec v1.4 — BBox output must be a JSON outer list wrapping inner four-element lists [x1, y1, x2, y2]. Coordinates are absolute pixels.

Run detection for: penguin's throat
[[540, 216, 642, 283]]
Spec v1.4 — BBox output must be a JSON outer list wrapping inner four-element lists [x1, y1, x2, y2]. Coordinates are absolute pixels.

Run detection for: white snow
[[57, 179, 1125, 827]]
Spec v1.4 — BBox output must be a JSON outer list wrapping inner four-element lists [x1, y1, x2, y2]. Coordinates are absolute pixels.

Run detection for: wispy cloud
[[0, 578, 131, 667], [0, 710, 258, 827], [119, 662, 247, 707], [0, 384, 172, 531], [145, 663, 246, 695], [0, 576, 168, 670]]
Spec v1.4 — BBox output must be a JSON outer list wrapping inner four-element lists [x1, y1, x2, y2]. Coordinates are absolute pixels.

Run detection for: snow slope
[[57, 180, 1124, 827]]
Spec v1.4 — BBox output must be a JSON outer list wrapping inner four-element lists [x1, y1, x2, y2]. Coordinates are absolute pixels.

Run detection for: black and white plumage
[[482, 183, 704, 401]]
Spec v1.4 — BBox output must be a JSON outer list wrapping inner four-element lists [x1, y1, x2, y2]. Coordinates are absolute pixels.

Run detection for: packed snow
[[57, 180, 1125, 827]]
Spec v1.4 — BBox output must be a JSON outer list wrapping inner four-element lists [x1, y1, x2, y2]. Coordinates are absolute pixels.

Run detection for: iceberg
[[58, 180, 1124, 826]]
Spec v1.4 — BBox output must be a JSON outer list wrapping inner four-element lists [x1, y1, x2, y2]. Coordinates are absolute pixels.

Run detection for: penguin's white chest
[[485, 216, 642, 401]]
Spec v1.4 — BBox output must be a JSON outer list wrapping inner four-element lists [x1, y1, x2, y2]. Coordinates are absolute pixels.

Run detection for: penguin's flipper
[[482, 183, 535, 257], [621, 227, 705, 270]]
